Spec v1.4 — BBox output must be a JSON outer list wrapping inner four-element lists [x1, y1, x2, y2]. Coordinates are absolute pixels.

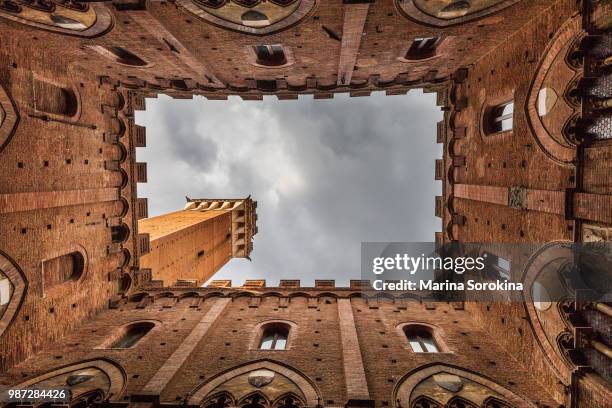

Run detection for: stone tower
[[139, 197, 257, 286]]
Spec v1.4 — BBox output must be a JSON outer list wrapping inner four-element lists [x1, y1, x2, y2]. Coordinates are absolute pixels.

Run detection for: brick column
[[142, 297, 231, 394], [337, 3, 370, 86], [337, 298, 371, 404], [0, 188, 118, 214]]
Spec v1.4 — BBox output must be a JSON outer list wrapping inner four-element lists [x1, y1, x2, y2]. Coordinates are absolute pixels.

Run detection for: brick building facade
[[0, 0, 610, 407]]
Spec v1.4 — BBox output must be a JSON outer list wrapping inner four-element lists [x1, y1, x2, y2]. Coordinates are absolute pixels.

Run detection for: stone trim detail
[[177, 0, 316, 35], [0, 83, 19, 154], [395, 0, 520, 27], [0, 251, 27, 339], [14, 358, 126, 400], [0, 3, 113, 38], [394, 364, 535, 407], [142, 297, 231, 393], [337, 298, 370, 401], [188, 360, 320, 406], [521, 242, 575, 385], [525, 17, 582, 165], [508, 186, 528, 210]]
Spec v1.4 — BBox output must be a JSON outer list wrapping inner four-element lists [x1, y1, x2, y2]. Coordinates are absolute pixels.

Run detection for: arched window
[[405, 37, 440, 60], [42, 251, 85, 291], [446, 397, 478, 408], [254, 44, 287, 66], [33, 79, 78, 116], [483, 397, 513, 408], [537, 88, 558, 117], [239, 392, 268, 408], [241, 10, 270, 27], [403, 325, 440, 353], [106, 46, 147, 66], [259, 323, 289, 350], [111, 224, 130, 243], [484, 101, 514, 134], [234, 0, 260, 7], [438, 1, 471, 18], [110, 321, 155, 348], [50, 14, 87, 30], [204, 392, 234, 408], [0, 270, 14, 319], [273, 394, 304, 408], [411, 396, 442, 408]]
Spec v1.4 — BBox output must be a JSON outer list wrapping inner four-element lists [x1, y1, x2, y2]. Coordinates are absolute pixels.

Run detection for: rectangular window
[[254, 44, 287, 66], [486, 101, 514, 134]]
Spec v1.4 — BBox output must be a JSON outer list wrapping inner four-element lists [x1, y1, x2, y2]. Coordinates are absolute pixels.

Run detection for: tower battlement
[[137, 197, 258, 287]]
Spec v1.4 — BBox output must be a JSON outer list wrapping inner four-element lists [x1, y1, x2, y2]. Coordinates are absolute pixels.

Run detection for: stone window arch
[[188, 360, 320, 407], [204, 391, 235, 408], [411, 395, 442, 408], [179, 0, 315, 35], [0, 82, 18, 154], [11, 359, 126, 402], [32, 78, 79, 118], [395, 364, 534, 408], [445, 396, 478, 408], [395, 0, 520, 27], [521, 242, 580, 385], [0, 251, 26, 339], [238, 391, 269, 408], [272, 393, 305, 408], [98, 320, 158, 349], [0, 2, 112, 37]]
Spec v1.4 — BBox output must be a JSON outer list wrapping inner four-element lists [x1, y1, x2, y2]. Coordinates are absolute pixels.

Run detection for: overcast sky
[[136, 91, 442, 287]]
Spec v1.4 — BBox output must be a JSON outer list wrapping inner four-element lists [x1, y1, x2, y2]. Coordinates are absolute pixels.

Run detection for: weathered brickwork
[[0, 0, 610, 407]]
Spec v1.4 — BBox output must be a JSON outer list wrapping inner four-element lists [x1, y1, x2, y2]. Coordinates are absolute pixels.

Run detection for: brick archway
[[177, 0, 316, 35], [525, 17, 583, 165], [0, 82, 19, 154], [393, 363, 535, 407], [0, 2, 113, 37], [0, 250, 27, 339], [13, 358, 126, 401], [188, 359, 320, 406], [395, 0, 519, 27], [521, 242, 576, 385]]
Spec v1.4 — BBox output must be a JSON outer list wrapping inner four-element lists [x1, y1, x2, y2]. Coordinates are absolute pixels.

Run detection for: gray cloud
[[136, 91, 442, 287]]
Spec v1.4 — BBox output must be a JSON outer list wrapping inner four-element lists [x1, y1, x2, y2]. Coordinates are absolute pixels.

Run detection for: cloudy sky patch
[[136, 91, 442, 286]]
